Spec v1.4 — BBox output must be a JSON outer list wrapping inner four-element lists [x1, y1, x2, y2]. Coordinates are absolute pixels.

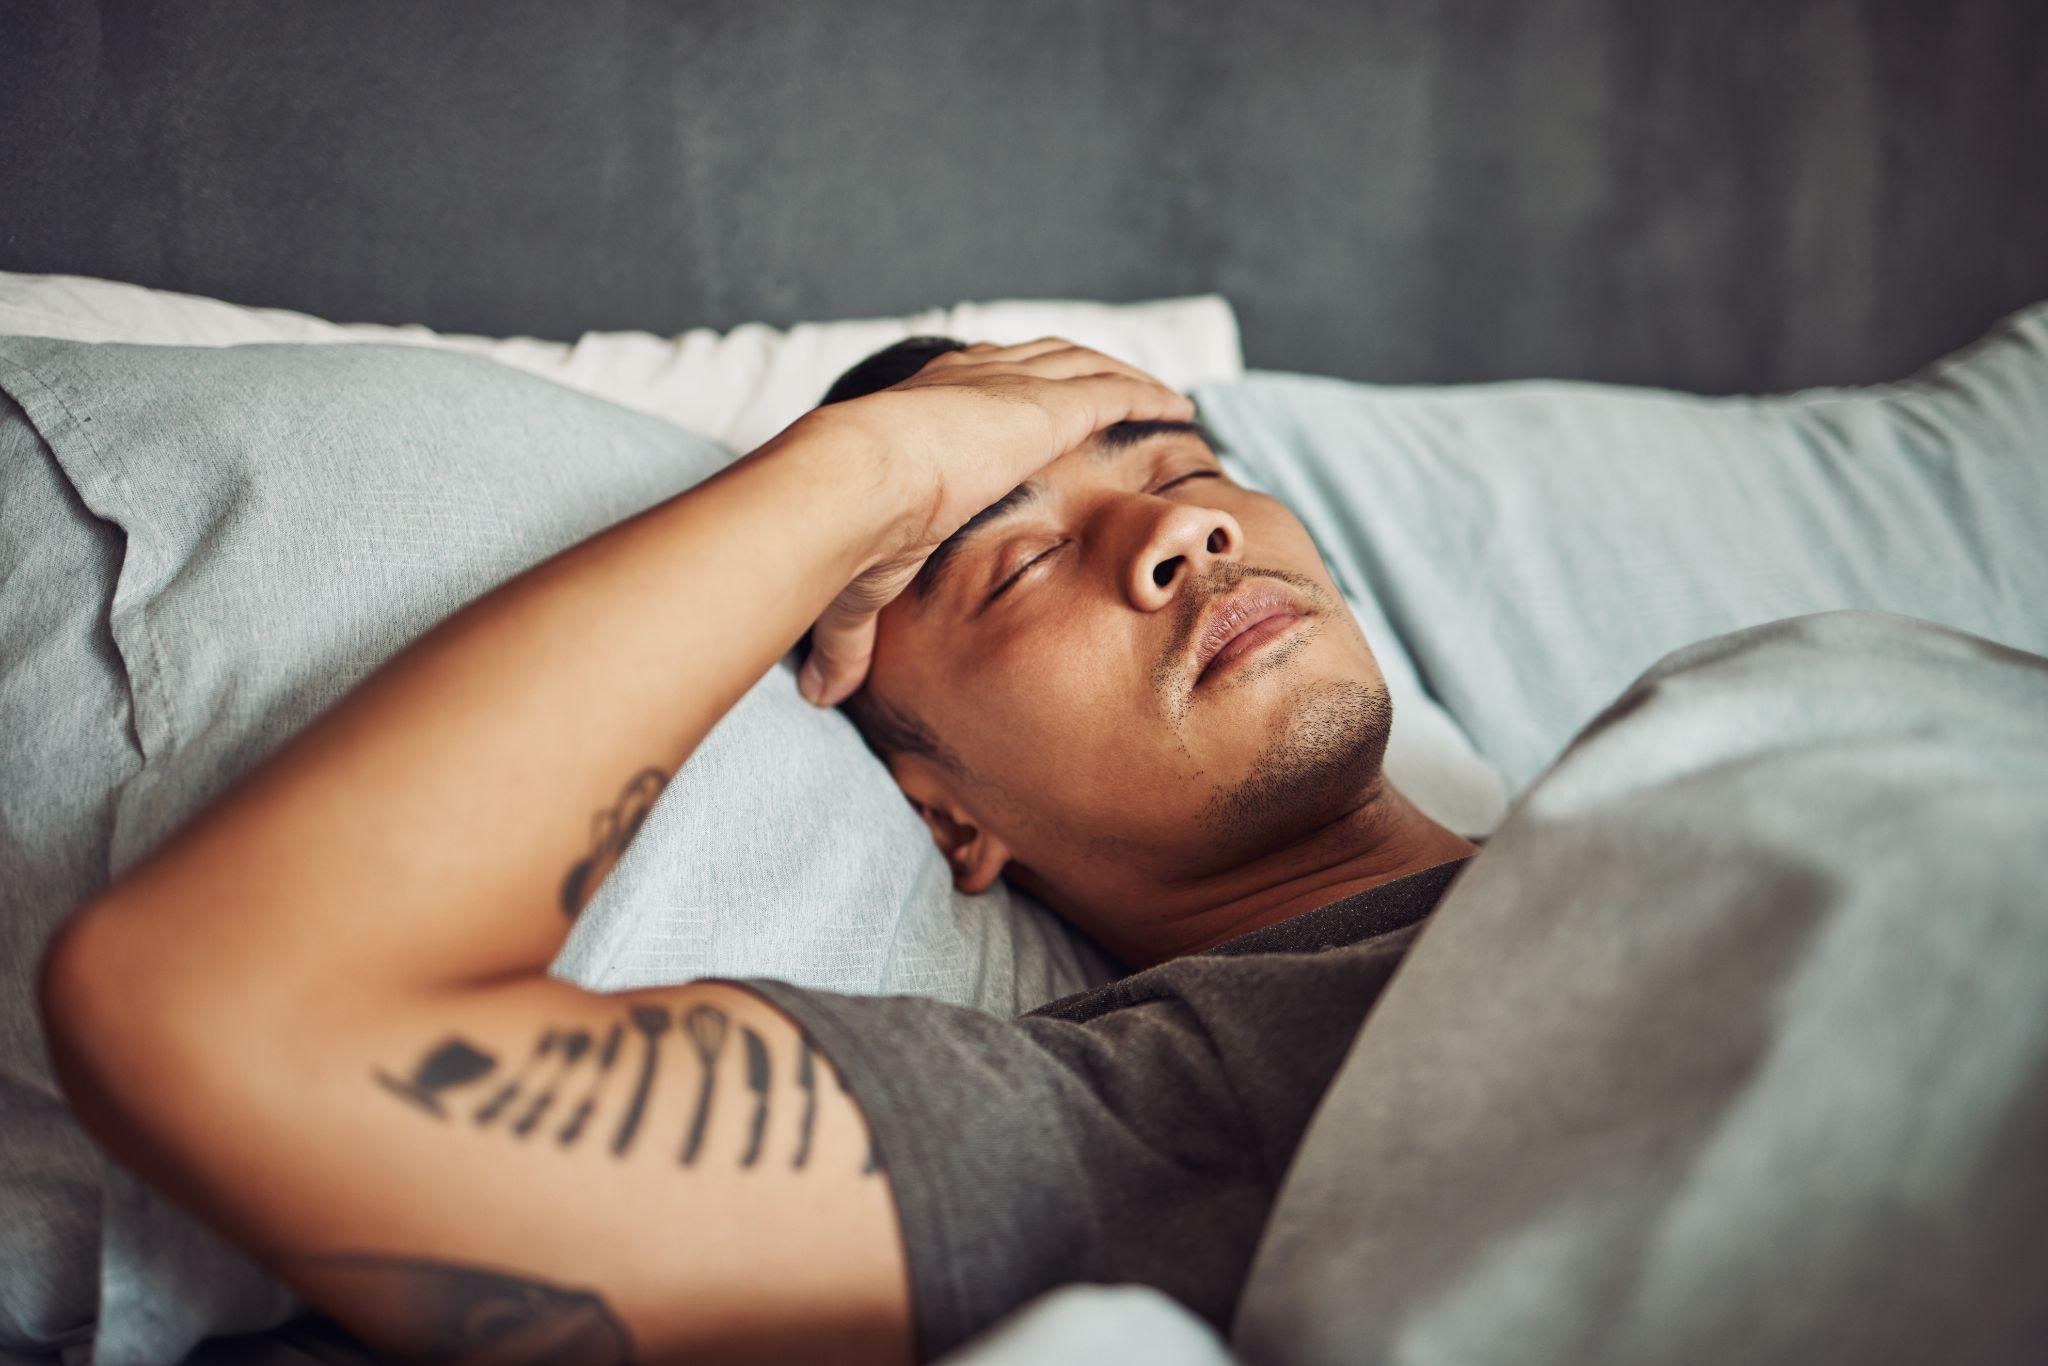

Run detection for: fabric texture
[[737, 857, 1472, 1361], [0, 337, 1114, 1363], [1192, 299, 2048, 791], [1, 270, 1512, 838], [1234, 611, 2048, 1366], [0, 393, 116, 1360], [932, 1285, 1236, 1366], [0, 271, 1246, 455]]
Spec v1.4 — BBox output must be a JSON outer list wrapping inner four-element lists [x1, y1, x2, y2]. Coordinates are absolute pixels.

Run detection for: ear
[[887, 757, 1012, 895]]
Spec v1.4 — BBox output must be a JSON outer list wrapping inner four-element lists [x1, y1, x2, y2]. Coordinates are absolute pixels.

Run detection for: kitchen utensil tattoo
[[375, 1039, 498, 1117], [613, 1006, 672, 1155], [474, 1031, 560, 1126], [560, 768, 668, 915], [739, 1027, 771, 1167], [557, 1023, 624, 1147], [372, 1005, 878, 1176], [678, 1005, 729, 1165]]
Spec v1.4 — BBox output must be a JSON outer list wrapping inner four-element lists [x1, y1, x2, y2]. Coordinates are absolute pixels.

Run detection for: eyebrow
[[910, 419, 1224, 605]]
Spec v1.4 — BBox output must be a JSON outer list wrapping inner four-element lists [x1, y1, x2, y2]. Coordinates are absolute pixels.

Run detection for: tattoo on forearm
[[372, 1006, 882, 1178], [474, 1031, 559, 1127], [280, 1252, 632, 1364], [792, 1035, 818, 1169], [560, 768, 668, 915], [739, 1027, 771, 1167], [678, 1005, 729, 1165], [613, 1006, 671, 1155], [556, 1022, 623, 1147], [376, 1039, 498, 1118], [512, 1029, 590, 1138]]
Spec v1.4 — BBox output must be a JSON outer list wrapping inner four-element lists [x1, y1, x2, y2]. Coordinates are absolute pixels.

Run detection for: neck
[[1058, 781, 1478, 970]]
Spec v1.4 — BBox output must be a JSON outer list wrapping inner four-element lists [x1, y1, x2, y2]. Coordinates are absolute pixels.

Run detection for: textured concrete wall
[[3, 0, 2044, 392]]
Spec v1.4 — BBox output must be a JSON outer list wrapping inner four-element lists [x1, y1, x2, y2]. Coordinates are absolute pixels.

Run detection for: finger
[[985, 336, 1075, 358], [1040, 372, 1198, 451], [800, 607, 880, 708], [945, 337, 1077, 366], [1010, 345, 1177, 393], [1089, 370, 1198, 422]]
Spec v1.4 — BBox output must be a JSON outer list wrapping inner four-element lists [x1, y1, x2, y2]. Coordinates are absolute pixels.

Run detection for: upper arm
[[42, 932, 913, 1364]]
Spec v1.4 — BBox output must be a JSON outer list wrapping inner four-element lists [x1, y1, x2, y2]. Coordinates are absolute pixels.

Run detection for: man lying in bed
[[39, 338, 1478, 1363]]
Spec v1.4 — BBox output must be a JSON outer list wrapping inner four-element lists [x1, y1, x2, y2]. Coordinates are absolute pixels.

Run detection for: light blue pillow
[[1194, 302, 2048, 790], [0, 338, 1114, 1362]]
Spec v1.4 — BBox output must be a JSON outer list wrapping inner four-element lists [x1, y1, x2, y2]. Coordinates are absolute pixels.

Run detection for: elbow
[[40, 897, 249, 1195], [40, 899, 116, 1059], [38, 898, 145, 1117], [37, 894, 219, 1148]]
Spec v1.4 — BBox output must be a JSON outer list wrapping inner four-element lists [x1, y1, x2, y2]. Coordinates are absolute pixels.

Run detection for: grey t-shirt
[[738, 856, 1473, 1360]]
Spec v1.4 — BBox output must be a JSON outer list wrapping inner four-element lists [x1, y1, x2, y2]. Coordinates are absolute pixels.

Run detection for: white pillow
[[0, 269, 1511, 837], [0, 337, 1122, 1362], [0, 270, 1244, 452]]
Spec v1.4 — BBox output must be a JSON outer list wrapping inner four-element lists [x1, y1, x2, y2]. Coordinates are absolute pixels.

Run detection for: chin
[[1197, 676, 1394, 854]]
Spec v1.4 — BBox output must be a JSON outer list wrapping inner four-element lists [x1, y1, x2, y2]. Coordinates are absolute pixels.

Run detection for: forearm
[[34, 340, 1187, 1362], [63, 412, 892, 997]]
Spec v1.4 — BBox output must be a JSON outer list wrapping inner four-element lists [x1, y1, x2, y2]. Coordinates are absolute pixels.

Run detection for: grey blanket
[[30, 608, 2043, 1364], [1232, 610, 2048, 1366]]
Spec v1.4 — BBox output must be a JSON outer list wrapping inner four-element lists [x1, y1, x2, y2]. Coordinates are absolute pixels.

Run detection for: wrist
[[768, 404, 935, 573]]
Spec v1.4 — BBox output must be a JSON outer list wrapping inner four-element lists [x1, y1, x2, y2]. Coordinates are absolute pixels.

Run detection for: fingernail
[[799, 656, 825, 704]]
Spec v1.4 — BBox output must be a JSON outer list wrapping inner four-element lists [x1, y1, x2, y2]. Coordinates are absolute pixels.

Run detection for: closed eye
[[980, 471, 1223, 608], [985, 541, 1066, 605]]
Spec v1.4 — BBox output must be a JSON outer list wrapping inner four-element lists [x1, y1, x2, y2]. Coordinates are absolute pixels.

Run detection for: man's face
[[862, 425, 1393, 914]]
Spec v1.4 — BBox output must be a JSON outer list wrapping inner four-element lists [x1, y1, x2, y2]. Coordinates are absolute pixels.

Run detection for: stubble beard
[[1197, 677, 1394, 856]]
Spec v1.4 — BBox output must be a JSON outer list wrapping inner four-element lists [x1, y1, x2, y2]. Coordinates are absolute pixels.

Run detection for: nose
[[1127, 500, 1243, 610]]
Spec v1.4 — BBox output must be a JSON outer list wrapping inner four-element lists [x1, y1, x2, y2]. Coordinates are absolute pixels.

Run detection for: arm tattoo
[[560, 767, 668, 915], [613, 1005, 671, 1155], [678, 1005, 729, 1165], [281, 1251, 632, 1364], [372, 1006, 882, 1177], [474, 1031, 558, 1128], [738, 1027, 771, 1167], [792, 1035, 818, 1169], [556, 1023, 623, 1146], [376, 1040, 497, 1118], [512, 1029, 589, 1137]]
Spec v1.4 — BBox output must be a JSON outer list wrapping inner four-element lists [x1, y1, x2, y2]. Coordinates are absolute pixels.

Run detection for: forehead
[[907, 422, 1219, 605]]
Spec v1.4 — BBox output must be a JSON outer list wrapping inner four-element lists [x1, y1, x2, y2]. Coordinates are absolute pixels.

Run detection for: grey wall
[[3, 0, 2044, 393]]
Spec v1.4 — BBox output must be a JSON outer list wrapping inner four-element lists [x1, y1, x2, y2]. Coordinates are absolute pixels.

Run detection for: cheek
[[938, 607, 1183, 787]]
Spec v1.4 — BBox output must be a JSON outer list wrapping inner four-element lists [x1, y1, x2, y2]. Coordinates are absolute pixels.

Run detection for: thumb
[[800, 606, 879, 707]]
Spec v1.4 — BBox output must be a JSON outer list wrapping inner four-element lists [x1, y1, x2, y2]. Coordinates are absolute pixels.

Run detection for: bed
[[4, 5, 2046, 1363]]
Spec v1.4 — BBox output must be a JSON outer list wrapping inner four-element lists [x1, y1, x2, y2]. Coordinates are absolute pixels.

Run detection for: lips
[[1189, 583, 1307, 688]]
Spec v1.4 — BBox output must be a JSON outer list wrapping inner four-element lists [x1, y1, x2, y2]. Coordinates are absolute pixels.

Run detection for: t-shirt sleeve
[[721, 976, 1276, 1361]]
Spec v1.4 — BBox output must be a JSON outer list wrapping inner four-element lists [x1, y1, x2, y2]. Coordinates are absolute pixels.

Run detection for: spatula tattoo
[[474, 1031, 559, 1127], [611, 1006, 672, 1156], [678, 1005, 729, 1166], [556, 1023, 624, 1148], [376, 1003, 879, 1177], [738, 1027, 771, 1167], [512, 1029, 591, 1138], [792, 1035, 817, 1169]]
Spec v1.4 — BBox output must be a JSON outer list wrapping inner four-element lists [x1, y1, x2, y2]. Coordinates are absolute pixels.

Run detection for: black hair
[[803, 336, 973, 774], [818, 335, 968, 407]]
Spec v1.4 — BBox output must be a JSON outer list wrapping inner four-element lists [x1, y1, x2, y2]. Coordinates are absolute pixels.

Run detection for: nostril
[[1152, 556, 1181, 588], [1207, 527, 1228, 554]]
